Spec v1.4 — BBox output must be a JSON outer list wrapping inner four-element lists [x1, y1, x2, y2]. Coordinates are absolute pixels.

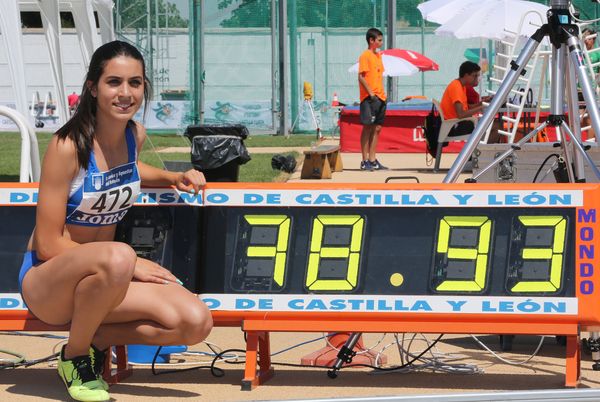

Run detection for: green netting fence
[[115, 0, 600, 133]]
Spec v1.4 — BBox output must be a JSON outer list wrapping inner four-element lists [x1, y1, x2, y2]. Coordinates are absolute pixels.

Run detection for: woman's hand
[[133, 257, 181, 285], [175, 169, 206, 194]]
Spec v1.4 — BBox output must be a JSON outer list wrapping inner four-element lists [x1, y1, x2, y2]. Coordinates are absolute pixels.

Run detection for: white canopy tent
[[1, 0, 114, 126], [0, 1, 30, 118]]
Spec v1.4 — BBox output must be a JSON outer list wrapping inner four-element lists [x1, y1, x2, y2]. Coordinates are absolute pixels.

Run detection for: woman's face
[[90, 55, 145, 123]]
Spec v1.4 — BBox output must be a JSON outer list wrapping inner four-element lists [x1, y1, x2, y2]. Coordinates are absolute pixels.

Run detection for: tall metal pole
[[289, 0, 298, 133], [325, 0, 329, 103], [146, 0, 153, 86], [386, 0, 397, 102], [271, 0, 278, 132], [420, 13, 425, 96], [373, 1, 376, 27], [198, 0, 205, 124], [279, 0, 289, 135], [189, 0, 196, 123], [190, 0, 204, 124]]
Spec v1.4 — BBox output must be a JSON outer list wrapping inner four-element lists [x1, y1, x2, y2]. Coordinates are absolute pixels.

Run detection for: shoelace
[[92, 349, 106, 375], [73, 357, 98, 383]]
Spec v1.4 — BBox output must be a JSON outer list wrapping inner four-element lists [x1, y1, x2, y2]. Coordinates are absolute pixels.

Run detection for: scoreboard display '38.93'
[[193, 183, 600, 329], [0, 182, 599, 331]]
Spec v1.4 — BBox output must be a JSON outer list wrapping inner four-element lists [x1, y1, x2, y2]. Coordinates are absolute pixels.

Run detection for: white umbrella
[[432, 0, 549, 41], [417, 0, 489, 25]]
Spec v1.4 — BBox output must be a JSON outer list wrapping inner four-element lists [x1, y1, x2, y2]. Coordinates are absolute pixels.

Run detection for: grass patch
[[145, 133, 315, 149], [0, 132, 300, 183], [144, 134, 191, 149], [239, 152, 299, 182], [145, 151, 299, 183], [0, 132, 52, 181], [244, 134, 315, 147]]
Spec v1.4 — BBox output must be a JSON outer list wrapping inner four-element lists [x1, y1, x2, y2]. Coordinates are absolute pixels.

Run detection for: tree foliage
[[215, 0, 600, 29], [218, 0, 423, 28], [118, 0, 188, 29]]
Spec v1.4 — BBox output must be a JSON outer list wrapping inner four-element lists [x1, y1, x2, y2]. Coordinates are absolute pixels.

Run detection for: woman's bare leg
[[21, 242, 137, 358], [92, 281, 212, 349]]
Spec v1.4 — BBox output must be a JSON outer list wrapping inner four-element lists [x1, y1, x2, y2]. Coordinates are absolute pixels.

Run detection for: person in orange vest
[[357, 27, 388, 171]]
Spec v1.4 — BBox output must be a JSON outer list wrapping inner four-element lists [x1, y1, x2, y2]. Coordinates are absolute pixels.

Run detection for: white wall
[[0, 30, 89, 105]]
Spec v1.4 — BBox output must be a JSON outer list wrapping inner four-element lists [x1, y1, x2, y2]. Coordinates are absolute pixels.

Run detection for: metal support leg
[[290, 100, 321, 139], [242, 331, 275, 391], [560, 121, 600, 180], [470, 122, 548, 182], [565, 334, 581, 387], [565, 47, 586, 181], [327, 332, 362, 379], [306, 101, 322, 140]]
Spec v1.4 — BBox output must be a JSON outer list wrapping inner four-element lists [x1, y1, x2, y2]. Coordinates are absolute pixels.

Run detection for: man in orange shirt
[[440, 61, 491, 135], [357, 28, 387, 171]]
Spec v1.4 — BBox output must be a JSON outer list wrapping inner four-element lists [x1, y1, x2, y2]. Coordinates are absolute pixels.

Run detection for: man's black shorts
[[360, 96, 386, 125], [449, 120, 475, 137]]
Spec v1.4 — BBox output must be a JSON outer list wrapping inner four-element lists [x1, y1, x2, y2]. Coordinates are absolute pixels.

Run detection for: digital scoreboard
[[1, 182, 598, 387], [0, 182, 598, 325]]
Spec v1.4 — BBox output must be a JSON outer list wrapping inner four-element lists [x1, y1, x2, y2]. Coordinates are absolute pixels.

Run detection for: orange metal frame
[[1, 182, 599, 389], [0, 311, 131, 383]]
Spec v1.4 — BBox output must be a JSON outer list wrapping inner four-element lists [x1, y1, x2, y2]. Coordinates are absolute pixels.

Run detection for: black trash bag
[[185, 124, 251, 170], [271, 154, 297, 173]]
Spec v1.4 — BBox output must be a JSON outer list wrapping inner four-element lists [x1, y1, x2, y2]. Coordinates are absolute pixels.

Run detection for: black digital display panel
[[0, 205, 577, 298], [198, 207, 575, 297]]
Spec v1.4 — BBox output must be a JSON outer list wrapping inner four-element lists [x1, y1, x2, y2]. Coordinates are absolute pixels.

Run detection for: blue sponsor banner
[[199, 294, 578, 315], [203, 189, 583, 208], [134, 189, 203, 205], [0, 293, 578, 314], [0, 187, 584, 208], [0, 294, 26, 310], [0, 188, 203, 206]]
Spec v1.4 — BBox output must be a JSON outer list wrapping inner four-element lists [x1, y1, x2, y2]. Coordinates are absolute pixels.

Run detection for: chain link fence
[[116, 0, 600, 133]]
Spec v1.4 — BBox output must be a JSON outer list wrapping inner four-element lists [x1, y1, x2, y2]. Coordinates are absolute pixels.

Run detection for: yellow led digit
[[305, 215, 365, 291], [435, 216, 492, 292], [510, 216, 566, 293], [244, 215, 291, 287]]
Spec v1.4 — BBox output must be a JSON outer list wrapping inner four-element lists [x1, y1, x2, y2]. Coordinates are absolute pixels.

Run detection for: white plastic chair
[[431, 99, 478, 172]]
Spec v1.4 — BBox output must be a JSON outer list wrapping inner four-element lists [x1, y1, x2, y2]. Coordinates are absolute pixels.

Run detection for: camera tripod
[[444, 0, 600, 184], [290, 98, 322, 140], [445, 0, 600, 371]]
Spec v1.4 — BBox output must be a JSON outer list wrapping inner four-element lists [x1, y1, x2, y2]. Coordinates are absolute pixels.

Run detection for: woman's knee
[[94, 242, 136, 285], [173, 300, 213, 345]]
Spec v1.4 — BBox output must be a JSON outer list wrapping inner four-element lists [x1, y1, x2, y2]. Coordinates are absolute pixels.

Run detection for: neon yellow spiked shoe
[[57, 345, 109, 402], [89, 345, 109, 391]]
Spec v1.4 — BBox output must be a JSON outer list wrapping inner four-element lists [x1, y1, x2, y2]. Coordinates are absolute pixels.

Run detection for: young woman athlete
[[19, 41, 213, 402]]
